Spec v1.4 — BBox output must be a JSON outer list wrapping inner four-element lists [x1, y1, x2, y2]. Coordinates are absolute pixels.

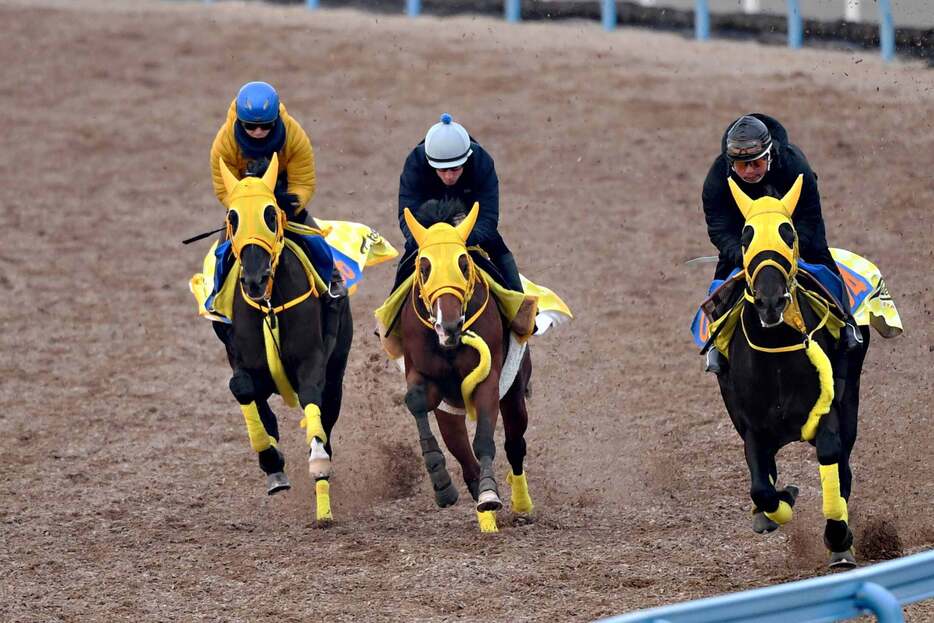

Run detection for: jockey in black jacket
[[702, 113, 862, 373], [390, 113, 523, 293]]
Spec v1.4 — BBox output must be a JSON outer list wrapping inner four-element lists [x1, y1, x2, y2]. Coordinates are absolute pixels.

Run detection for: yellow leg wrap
[[300, 404, 326, 446], [241, 401, 275, 453], [819, 463, 849, 523], [315, 479, 332, 522], [801, 339, 834, 441], [507, 472, 534, 514], [460, 331, 491, 422], [764, 500, 794, 525], [477, 510, 498, 533]]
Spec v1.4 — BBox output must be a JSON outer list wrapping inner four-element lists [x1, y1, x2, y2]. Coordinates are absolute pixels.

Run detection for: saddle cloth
[[190, 220, 397, 323], [690, 248, 903, 349]]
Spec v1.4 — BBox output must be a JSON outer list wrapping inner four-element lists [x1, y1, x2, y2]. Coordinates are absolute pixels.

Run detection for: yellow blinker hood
[[403, 202, 480, 308], [220, 152, 286, 262], [728, 174, 803, 285]]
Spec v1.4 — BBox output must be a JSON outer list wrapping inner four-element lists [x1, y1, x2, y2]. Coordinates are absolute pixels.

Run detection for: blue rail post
[[856, 582, 904, 622], [504, 0, 520, 23], [878, 0, 895, 62], [406, 0, 420, 17], [306, 0, 319, 9], [601, 0, 616, 31], [695, 0, 709, 41], [787, 0, 802, 48]]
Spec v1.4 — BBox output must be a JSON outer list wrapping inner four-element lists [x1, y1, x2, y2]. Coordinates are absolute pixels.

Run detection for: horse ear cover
[[781, 174, 804, 217], [260, 152, 279, 192], [727, 176, 755, 220], [403, 207, 429, 248], [454, 202, 480, 243], [219, 157, 240, 196]]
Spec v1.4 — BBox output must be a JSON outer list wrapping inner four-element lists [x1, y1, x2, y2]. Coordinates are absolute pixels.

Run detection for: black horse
[[716, 176, 869, 568], [217, 153, 352, 524]]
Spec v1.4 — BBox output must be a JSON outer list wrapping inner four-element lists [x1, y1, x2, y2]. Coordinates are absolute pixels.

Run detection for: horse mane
[[413, 198, 466, 228]]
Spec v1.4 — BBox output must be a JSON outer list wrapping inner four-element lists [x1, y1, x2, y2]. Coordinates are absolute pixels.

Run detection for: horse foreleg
[[815, 408, 856, 567], [294, 353, 332, 524], [501, 353, 533, 516], [405, 376, 458, 508], [435, 409, 481, 500], [744, 435, 795, 528], [229, 370, 289, 494], [472, 378, 503, 513]]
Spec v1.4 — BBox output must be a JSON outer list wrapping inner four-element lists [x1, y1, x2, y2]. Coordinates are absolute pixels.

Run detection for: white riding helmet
[[424, 113, 472, 169]]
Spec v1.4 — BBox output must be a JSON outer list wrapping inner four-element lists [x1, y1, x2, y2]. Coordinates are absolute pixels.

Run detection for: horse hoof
[[266, 472, 291, 495], [752, 512, 779, 534], [434, 482, 459, 508], [828, 548, 857, 569], [476, 489, 503, 512]]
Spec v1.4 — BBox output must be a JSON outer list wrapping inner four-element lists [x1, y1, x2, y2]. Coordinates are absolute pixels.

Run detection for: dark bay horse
[[717, 174, 869, 568], [219, 152, 352, 525], [399, 200, 534, 533]]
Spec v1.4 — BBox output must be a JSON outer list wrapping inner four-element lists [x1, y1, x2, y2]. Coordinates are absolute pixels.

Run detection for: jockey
[[210, 81, 345, 297], [390, 113, 524, 293], [701, 113, 862, 373]]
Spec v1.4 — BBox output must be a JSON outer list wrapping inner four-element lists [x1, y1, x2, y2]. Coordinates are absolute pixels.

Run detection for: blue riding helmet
[[236, 82, 280, 124]]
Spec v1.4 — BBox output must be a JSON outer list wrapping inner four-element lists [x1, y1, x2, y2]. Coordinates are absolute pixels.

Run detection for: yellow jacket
[[210, 100, 316, 211]]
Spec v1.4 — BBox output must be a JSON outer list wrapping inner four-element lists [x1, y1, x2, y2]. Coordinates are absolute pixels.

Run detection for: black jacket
[[398, 140, 501, 255], [702, 114, 831, 275]]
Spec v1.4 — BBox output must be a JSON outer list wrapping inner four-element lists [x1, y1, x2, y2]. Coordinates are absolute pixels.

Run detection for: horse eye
[[778, 223, 796, 248], [458, 255, 469, 277], [227, 210, 239, 235], [263, 205, 278, 231], [741, 225, 754, 249], [419, 257, 431, 280]]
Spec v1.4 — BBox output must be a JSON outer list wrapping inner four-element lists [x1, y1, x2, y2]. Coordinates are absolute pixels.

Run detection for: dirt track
[[1, 1, 933, 621]]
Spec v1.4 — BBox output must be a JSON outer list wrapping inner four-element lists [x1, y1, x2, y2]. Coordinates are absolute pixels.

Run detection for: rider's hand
[[245, 157, 271, 178], [275, 192, 301, 218]]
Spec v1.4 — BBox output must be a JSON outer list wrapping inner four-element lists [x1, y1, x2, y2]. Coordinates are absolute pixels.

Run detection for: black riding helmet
[[726, 115, 772, 163]]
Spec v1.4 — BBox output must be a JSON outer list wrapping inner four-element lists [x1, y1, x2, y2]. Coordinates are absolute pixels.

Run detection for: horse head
[[729, 174, 804, 328], [404, 200, 481, 349], [219, 152, 287, 302]]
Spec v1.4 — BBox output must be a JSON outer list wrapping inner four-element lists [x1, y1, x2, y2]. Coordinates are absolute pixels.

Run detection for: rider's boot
[[328, 268, 347, 298], [842, 320, 863, 352], [704, 348, 727, 375]]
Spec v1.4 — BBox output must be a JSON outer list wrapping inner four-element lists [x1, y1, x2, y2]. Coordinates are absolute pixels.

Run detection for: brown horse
[[399, 199, 534, 532]]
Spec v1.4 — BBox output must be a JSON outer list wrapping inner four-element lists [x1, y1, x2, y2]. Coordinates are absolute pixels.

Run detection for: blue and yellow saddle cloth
[[190, 219, 397, 323], [690, 248, 903, 348]]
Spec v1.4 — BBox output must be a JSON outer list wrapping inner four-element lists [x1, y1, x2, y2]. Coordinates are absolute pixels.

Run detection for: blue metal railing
[[595, 549, 934, 623], [282, 0, 898, 61]]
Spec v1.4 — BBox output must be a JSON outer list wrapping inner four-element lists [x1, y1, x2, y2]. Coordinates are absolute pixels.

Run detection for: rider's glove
[[244, 157, 271, 178], [275, 191, 301, 219]]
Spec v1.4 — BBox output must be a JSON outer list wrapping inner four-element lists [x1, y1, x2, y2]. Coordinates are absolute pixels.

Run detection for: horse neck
[[267, 247, 314, 307]]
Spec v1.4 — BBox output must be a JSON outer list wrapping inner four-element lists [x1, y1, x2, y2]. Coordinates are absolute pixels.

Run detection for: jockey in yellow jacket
[[209, 81, 344, 297]]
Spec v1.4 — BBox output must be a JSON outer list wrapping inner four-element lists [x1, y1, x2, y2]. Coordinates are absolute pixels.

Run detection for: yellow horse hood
[[403, 201, 480, 305], [728, 174, 803, 283], [220, 152, 286, 260]]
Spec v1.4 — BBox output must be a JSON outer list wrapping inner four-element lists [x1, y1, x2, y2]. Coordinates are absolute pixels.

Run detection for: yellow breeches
[[315, 479, 332, 523], [764, 500, 794, 525], [241, 401, 276, 452], [300, 403, 326, 445], [460, 330, 492, 422], [819, 463, 849, 523], [801, 339, 834, 441], [507, 471, 534, 514], [476, 510, 498, 533]]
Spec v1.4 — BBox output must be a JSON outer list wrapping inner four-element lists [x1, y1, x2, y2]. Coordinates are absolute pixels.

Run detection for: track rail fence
[[197, 0, 904, 61], [594, 549, 934, 623]]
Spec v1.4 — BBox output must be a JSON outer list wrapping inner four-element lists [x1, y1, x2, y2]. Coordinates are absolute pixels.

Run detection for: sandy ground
[[1, 1, 933, 621]]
